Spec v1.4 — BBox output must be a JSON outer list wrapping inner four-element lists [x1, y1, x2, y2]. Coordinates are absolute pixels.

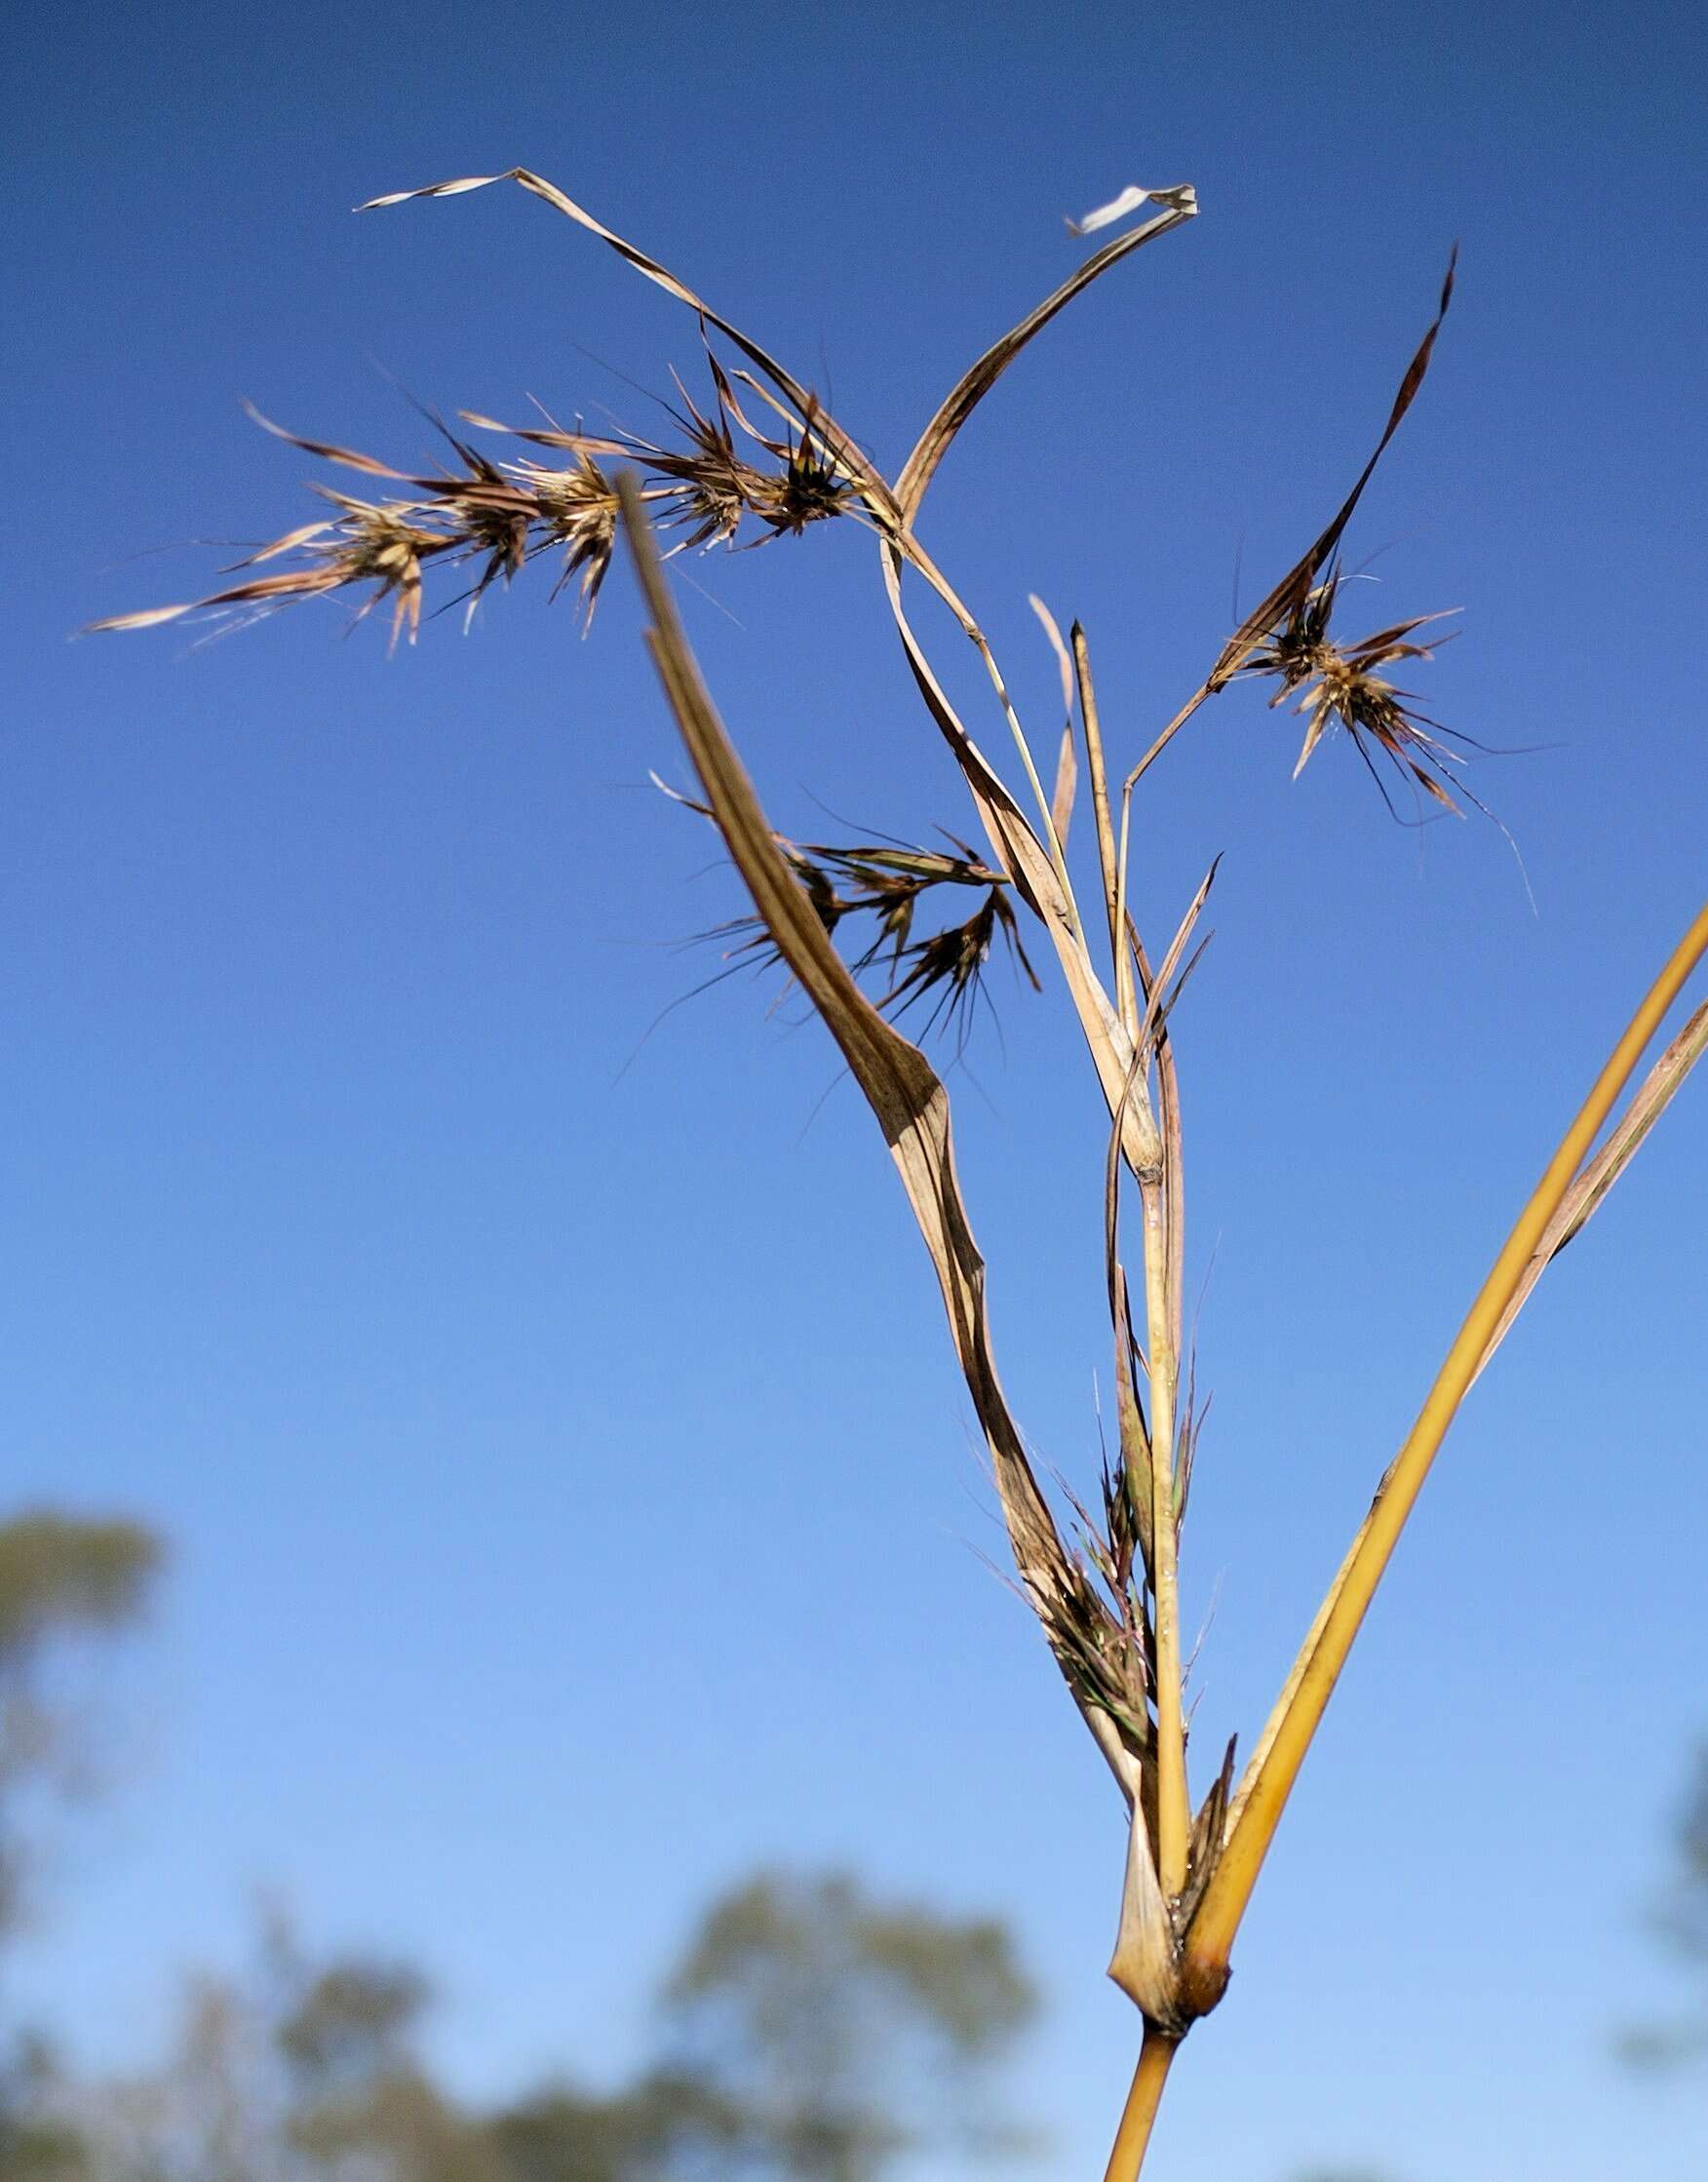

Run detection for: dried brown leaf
[[362, 169, 891, 512], [1108, 1790, 1180, 2024], [620, 474, 1143, 1804], [1068, 182, 1199, 237], [895, 192, 1197, 524], [1207, 250, 1457, 689], [1069, 622, 1135, 1029], [1029, 594, 1078, 849], [1176, 1736, 1238, 1933]]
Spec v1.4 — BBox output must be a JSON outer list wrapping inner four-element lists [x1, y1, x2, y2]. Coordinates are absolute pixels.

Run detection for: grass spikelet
[[662, 783, 1040, 1052], [1244, 566, 1464, 810]]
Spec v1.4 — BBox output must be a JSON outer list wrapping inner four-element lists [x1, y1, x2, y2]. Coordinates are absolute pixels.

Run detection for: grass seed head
[[236, 487, 454, 648], [506, 453, 621, 622], [91, 354, 852, 642], [653, 376, 851, 548], [1244, 566, 1462, 811], [741, 401, 852, 537], [672, 806, 1040, 1053]]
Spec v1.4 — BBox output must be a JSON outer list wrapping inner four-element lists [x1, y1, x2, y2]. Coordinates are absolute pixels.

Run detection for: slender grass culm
[[94, 171, 1708, 2179]]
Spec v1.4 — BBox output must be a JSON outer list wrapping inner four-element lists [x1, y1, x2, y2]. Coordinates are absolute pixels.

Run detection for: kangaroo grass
[[95, 172, 1708, 2178]]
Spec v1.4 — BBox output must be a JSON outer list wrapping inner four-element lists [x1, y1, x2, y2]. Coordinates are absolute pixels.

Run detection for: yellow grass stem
[[1141, 1179, 1190, 1896], [1102, 2025, 1180, 2182], [1183, 897, 1708, 2000]]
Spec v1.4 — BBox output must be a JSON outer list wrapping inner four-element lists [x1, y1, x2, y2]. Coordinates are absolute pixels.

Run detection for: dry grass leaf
[[1068, 183, 1199, 237], [1207, 250, 1457, 690], [619, 475, 1146, 1806], [894, 190, 1196, 524], [1069, 622, 1138, 1033], [1549, 994, 1708, 1247], [862, 179, 1207, 1176], [361, 169, 892, 514], [1029, 594, 1079, 850], [880, 590, 1166, 1189], [1107, 1787, 1180, 2023]]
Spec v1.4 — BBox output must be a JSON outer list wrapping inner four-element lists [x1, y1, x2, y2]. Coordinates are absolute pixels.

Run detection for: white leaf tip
[[1068, 181, 1199, 237]]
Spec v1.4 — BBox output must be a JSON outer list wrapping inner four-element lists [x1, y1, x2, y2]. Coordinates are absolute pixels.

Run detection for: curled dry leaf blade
[[358, 175, 502, 206], [1208, 250, 1458, 690], [619, 474, 1143, 1807], [1029, 594, 1078, 849], [1071, 622, 1137, 1037], [894, 193, 1197, 524], [1051, 729, 1078, 856], [361, 169, 892, 515], [1068, 182, 1198, 237]]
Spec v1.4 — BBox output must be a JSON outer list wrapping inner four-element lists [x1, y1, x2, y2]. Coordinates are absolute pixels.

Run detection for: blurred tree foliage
[[1620, 1743, 1708, 2070], [0, 2037, 87, 2182], [39, 1872, 1037, 2181], [0, 1520, 1036, 2179], [0, 1510, 162, 2182], [654, 1870, 1037, 2179], [0, 1511, 163, 1940]]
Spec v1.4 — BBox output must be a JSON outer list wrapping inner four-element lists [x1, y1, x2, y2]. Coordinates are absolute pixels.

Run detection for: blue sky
[[6, 1, 1708, 2175]]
